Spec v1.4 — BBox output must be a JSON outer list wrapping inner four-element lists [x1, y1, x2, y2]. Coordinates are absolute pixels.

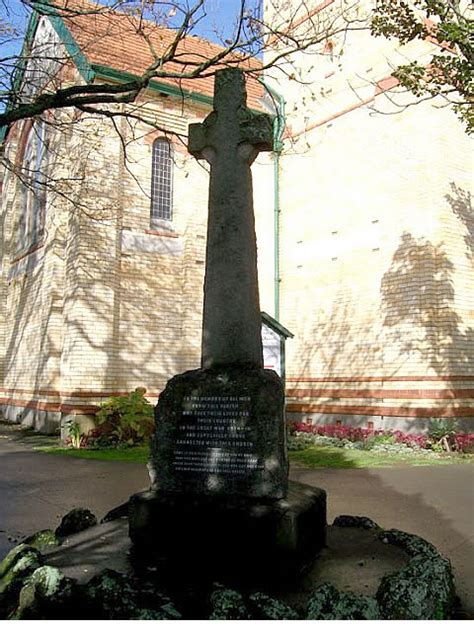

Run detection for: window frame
[[18, 119, 48, 251], [150, 136, 173, 228]]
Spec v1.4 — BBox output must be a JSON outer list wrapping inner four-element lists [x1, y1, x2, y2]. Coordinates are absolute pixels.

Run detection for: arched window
[[150, 138, 173, 225], [18, 119, 48, 249]]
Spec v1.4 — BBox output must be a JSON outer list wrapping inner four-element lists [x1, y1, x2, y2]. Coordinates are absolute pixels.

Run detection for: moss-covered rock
[[377, 554, 456, 619], [0, 544, 43, 616], [84, 569, 180, 620], [306, 582, 380, 620], [248, 592, 299, 619], [55, 508, 97, 539], [333, 515, 381, 530], [378, 529, 439, 558], [22, 530, 61, 552], [209, 585, 249, 620], [12, 565, 77, 619]]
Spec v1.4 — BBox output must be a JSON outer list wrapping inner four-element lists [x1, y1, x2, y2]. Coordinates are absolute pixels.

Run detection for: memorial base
[[128, 481, 326, 582]]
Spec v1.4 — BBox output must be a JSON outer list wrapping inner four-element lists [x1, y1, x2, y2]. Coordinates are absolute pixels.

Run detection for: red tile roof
[[52, 0, 265, 109]]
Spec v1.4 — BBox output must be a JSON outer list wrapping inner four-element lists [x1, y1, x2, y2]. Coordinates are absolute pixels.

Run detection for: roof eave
[[91, 64, 214, 107]]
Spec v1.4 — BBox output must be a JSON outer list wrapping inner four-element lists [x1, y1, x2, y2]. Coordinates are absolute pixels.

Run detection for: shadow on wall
[[446, 183, 473, 261], [294, 286, 386, 378], [4, 132, 193, 431], [288, 182, 473, 432], [380, 188, 473, 378], [378, 184, 473, 431], [6, 243, 187, 429], [4, 229, 58, 430]]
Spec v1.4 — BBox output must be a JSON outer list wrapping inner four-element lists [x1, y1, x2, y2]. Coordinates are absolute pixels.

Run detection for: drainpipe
[[259, 79, 285, 322]]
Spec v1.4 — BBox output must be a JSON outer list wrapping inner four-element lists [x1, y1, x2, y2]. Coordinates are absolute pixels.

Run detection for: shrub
[[91, 388, 154, 447], [428, 418, 458, 441], [427, 418, 461, 451], [66, 421, 83, 449]]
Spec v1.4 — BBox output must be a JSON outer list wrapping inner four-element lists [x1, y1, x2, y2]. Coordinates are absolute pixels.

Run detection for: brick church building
[[0, 0, 472, 433]]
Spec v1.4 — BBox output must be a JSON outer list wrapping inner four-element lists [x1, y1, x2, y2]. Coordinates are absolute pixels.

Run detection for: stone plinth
[[148, 366, 288, 500], [129, 481, 326, 579]]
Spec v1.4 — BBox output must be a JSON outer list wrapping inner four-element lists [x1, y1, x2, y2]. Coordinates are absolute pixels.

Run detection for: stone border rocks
[[306, 582, 380, 620], [83, 569, 181, 620], [333, 515, 457, 620], [333, 515, 380, 530], [22, 530, 61, 552], [55, 508, 98, 539], [0, 545, 43, 617], [375, 528, 456, 619], [0, 511, 459, 620], [13, 565, 76, 620]]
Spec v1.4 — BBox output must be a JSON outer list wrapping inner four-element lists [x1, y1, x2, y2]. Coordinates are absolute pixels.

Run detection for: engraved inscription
[[172, 395, 263, 475]]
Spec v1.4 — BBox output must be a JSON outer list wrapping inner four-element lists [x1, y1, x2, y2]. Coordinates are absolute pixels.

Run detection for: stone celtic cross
[[188, 68, 273, 369]]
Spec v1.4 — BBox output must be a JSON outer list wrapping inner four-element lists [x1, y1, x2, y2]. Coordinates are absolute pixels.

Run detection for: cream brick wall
[[0, 117, 68, 430], [1, 0, 472, 432], [55, 97, 215, 403], [0, 88, 275, 430], [261, 0, 474, 427]]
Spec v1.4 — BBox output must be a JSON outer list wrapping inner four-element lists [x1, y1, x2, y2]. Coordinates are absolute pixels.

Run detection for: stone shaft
[[188, 68, 273, 368]]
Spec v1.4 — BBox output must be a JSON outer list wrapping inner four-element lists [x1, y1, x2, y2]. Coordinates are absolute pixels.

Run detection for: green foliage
[[371, 1, 473, 133], [66, 420, 82, 449], [95, 388, 154, 446], [428, 418, 458, 441], [372, 1, 425, 44], [427, 418, 461, 452]]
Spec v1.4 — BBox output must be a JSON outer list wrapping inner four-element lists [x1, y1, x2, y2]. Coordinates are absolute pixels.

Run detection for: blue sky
[[0, 0, 262, 114], [0, 0, 263, 53]]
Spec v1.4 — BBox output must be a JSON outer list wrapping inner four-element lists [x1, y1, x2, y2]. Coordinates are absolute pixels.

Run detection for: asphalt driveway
[[1, 423, 473, 614]]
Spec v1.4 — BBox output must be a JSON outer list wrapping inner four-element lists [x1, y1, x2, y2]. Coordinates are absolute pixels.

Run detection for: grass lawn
[[36, 445, 150, 463], [289, 445, 474, 468], [35, 443, 474, 468]]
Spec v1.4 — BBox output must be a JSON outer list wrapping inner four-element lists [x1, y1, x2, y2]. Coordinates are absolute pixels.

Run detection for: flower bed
[[288, 422, 474, 454]]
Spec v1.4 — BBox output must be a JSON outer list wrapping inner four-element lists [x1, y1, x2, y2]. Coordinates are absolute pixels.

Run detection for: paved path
[[1, 423, 473, 613], [0, 424, 149, 558], [291, 465, 474, 614]]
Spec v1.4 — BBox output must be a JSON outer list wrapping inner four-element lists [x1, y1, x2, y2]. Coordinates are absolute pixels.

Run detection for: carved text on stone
[[172, 395, 263, 475]]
